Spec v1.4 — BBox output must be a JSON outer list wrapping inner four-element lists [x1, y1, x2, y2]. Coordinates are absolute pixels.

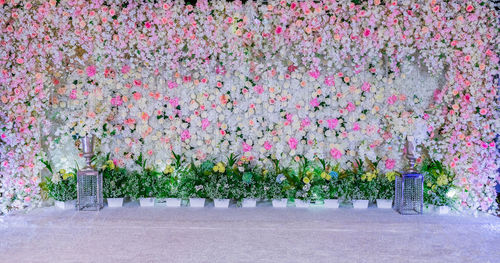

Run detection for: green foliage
[[421, 159, 456, 206], [46, 170, 77, 201]]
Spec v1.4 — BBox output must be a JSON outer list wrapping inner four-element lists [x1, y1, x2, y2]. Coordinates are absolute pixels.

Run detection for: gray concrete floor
[[1, 201, 499, 263]]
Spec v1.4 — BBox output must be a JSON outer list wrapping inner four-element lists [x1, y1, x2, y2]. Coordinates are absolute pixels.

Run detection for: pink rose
[[86, 65, 96, 77], [327, 119, 338, 129], [385, 159, 396, 170], [275, 26, 283, 34], [324, 75, 335, 86], [121, 65, 130, 74], [346, 102, 356, 112], [309, 69, 320, 79], [288, 137, 298, 150], [181, 130, 191, 141], [168, 81, 178, 89], [353, 122, 360, 131], [201, 118, 210, 130], [330, 148, 342, 160], [254, 85, 264, 94], [363, 29, 371, 37], [361, 82, 371, 92], [264, 141, 272, 150], [387, 95, 398, 105], [242, 142, 252, 152], [310, 98, 319, 107]]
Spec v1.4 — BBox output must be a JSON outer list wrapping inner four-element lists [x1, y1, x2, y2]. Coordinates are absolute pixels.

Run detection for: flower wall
[[0, 0, 498, 214]]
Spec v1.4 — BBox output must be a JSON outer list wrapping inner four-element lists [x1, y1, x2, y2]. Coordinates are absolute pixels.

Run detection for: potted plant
[[316, 160, 341, 208], [206, 161, 231, 208], [265, 159, 287, 207], [422, 160, 456, 214], [46, 168, 77, 209], [348, 160, 377, 209], [179, 160, 210, 207], [163, 152, 186, 207], [375, 171, 397, 209], [231, 154, 264, 208], [125, 153, 157, 207], [100, 156, 128, 208]]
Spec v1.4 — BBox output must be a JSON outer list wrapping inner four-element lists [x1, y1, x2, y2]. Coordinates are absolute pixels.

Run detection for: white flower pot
[[323, 199, 339, 208], [376, 199, 393, 209], [166, 198, 182, 207], [424, 204, 435, 213], [189, 198, 205, 208], [294, 199, 310, 208], [139, 198, 155, 207], [214, 199, 230, 208], [107, 198, 123, 208], [438, 206, 450, 214], [55, 200, 75, 209], [353, 199, 369, 209], [272, 198, 288, 208], [242, 198, 257, 208]]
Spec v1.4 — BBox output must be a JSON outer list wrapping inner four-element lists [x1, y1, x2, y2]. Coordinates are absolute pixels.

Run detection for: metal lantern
[[76, 135, 103, 211], [394, 136, 424, 215]]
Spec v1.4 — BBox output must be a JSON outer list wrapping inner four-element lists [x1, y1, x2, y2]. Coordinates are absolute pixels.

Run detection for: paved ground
[[1, 201, 499, 263]]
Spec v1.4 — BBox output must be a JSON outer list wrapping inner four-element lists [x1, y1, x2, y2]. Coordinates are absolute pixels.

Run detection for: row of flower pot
[[55, 198, 395, 209]]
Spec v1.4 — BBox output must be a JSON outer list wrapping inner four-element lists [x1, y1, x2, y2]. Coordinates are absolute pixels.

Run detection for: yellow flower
[[386, 171, 397, 182], [436, 174, 449, 186], [59, 169, 66, 175], [320, 172, 327, 179], [427, 182, 432, 187], [263, 169, 268, 175], [217, 162, 225, 168], [219, 166, 225, 173], [163, 165, 174, 174], [62, 173, 74, 180], [306, 170, 313, 177], [213, 165, 219, 172], [303, 177, 310, 184], [325, 174, 332, 181], [106, 160, 115, 170]]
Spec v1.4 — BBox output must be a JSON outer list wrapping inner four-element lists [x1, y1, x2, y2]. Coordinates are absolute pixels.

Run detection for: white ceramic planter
[[272, 198, 288, 208], [189, 198, 206, 208], [294, 199, 310, 208], [166, 198, 182, 207], [139, 198, 155, 207], [242, 198, 257, 208], [107, 198, 124, 208], [323, 199, 340, 208], [376, 199, 393, 209], [438, 206, 450, 214], [353, 199, 369, 209], [54, 200, 75, 209], [214, 199, 230, 208]]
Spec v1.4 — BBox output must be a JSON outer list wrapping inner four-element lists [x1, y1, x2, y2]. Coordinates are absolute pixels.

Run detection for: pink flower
[[69, 89, 77, 100], [330, 148, 342, 160], [133, 92, 142, 100], [309, 69, 320, 79], [181, 130, 191, 141], [361, 82, 371, 92], [385, 159, 396, 170], [121, 65, 130, 74], [363, 29, 371, 37], [324, 75, 335, 86], [290, 2, 297, 9], [310, 98, 319, 107], [110, 95, 123, 106], [275, 26, 283, 34], [169, 97, 179, 107], [288, 65, 297, 73], [201, 118, 210, 130], [387, 95, 398, 105], [353, 123, 360, 131], [264, 141, 272, 150], [288, 137, 298, 150], [168, 81, 178, 89], [145, 22, 152, 29], [242, 142, 252, 152], [327, 119, 338, 129], [254, 85, 264, 94], [124, 118, 136, 125], [479, 108, 487, 115], [466, 4, 474, 12], [346, 102, 356, 112], [86, 65, 96, 77]]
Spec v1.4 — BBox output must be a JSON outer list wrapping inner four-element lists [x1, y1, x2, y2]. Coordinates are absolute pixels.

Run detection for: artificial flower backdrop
[[0, 0, 498, 214]]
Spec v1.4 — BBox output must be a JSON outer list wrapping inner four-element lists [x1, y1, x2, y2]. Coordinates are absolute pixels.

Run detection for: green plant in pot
[[346, 159, 377, 208], [421, 159, 456, 211], [125, 153, 158, 206], [265, 158, 287, 207], [100, 156, 128, 207], [179, 159, 211, 207], [44, 161, 77, 209], [375, 171, 398, 208]]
